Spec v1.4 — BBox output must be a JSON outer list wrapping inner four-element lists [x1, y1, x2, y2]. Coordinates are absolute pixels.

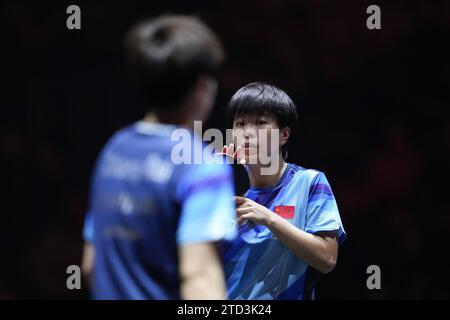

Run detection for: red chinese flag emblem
[[274, 206, 295, 219]]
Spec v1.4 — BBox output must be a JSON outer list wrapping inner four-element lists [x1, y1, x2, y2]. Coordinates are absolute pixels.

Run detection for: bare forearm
[[234, 196, 339, 274], [266, 214, 338, 273], [181, 270, 226, 300], [81, 242, 94, 288], [179, 243, 227, 300]]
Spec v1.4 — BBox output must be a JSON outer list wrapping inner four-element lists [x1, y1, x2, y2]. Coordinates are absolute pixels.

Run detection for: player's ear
[[280, 126, 291, 147]]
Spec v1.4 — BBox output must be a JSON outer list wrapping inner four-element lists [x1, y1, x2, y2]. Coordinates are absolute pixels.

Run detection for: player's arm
[[81, 241, 95, 288], [179, 242, 227, 300], [235, 196, 339, 274], [176, 160, 237, 299], [264, 214, 338, 274], [81, 211, 95, 289]]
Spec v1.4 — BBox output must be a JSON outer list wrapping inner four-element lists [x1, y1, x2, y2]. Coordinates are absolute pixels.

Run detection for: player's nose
[[243, 125, 257, 138]]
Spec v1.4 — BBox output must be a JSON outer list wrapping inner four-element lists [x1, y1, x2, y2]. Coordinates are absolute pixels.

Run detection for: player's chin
[[243, 154, 259, 165], [243, 146, 257, 154]]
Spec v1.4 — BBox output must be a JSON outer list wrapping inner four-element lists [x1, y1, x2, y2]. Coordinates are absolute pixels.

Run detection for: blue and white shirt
[[83, 121, 236, 299], [223, 163, 346, 300]]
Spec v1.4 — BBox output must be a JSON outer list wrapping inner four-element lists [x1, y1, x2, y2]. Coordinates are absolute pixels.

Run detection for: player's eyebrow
[[235, 111, 270, 121]]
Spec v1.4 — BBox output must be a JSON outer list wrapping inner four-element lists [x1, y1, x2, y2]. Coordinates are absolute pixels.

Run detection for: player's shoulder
[[96, 123, 158, 164], [286, 164, 337, 194], [286, 164, 333, 199], [103, 123, 137, 148], [289, 163, 323, 181], [105, 121, 180, 151]]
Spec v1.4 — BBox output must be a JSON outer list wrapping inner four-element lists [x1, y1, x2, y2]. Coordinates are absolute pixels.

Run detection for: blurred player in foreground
[[221, 83, 347, 299], [81, 16, 236, 300]]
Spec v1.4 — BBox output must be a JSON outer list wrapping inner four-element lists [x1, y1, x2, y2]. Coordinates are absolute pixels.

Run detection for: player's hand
[[235, 196, 275, 226], [214, 143, 246, 165]]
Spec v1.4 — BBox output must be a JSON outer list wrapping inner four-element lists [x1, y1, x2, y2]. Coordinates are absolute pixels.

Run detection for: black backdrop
[[1, 0, 449, 299]]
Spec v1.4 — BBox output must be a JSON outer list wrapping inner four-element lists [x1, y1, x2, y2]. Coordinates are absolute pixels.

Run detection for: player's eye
[[235, 120, 245, 127], [257, 120, 268, 125]]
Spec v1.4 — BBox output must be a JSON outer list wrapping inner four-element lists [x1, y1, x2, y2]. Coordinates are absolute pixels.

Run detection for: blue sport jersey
[[83, 121, 237, 300], [223, 163, 346, 300]]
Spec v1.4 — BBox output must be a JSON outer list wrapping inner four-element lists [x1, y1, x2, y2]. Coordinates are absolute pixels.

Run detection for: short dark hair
[[226, 82, 298, 159], [125, 15, 225, 109]]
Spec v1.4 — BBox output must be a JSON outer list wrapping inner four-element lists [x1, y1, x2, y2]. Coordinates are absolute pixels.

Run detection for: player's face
[[232, 114, 281, 165]]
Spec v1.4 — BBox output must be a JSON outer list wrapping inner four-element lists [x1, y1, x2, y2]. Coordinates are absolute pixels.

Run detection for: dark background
[[1, 0, 449, 299]]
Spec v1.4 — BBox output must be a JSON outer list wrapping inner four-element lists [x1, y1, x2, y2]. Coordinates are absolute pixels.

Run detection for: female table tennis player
[[220, 82, 346, 300]]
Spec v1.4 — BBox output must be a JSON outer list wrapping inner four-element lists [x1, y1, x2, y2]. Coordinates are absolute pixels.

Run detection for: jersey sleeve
[[83, 211, 94, 242], [175, 163, 237, 245], [82, 152, 103, 243], [305, 172, 346, 244]]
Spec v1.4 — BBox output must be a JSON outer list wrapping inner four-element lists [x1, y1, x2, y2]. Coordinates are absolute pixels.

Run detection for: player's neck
[[247, 158, 287, 189]]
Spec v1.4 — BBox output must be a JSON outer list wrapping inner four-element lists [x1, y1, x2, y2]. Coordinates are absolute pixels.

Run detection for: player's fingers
[[237, 215, 249, 225], [237, 214, 252, 225], [227, 143, 235, 156], [233, 145, 241, 160], [235, 196, 246, 205], [236, 200, 251, 209], [222, 145, 227, 153], [233, 146, 247, 165], [236, 207, 252, 217], [237, 216, 245, 225], [214, 152, 236, 165]]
